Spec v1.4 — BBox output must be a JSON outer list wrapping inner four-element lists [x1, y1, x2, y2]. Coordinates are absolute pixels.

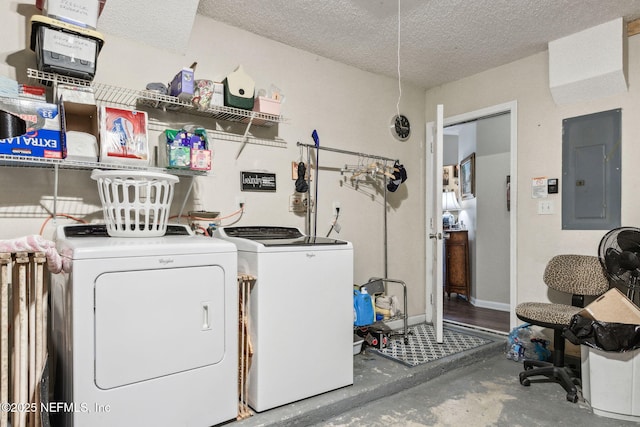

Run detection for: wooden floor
[[443, 295, 510, 333]]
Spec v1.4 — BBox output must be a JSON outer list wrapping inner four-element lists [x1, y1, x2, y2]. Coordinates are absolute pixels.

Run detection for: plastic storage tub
[[30, 15, 105, 81], [581, 345, 640, 422]]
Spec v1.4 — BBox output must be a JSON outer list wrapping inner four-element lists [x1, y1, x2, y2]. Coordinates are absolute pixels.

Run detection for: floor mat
[[371, 323, 494, 367]]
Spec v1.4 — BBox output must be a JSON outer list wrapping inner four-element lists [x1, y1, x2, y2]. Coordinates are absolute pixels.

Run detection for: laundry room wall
[[1, 7, 427, 316], [424, 33, 640, 320]]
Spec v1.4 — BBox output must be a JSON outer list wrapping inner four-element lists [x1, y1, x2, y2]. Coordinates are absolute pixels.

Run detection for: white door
[[425, 105, 444, 343]]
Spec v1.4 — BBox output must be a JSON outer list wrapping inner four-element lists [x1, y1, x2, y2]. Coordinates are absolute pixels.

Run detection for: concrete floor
[[231, 325, 638, 427]]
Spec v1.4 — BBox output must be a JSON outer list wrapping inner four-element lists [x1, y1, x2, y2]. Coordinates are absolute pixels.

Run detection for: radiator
[[1, 251, 48, 427], [237, 273, 255, 421]]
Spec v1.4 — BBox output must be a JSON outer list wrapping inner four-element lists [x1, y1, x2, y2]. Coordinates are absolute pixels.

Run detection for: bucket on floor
[[581, 345, 640, 422]]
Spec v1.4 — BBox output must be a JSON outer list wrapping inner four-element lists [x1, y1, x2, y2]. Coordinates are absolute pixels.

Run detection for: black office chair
[[515, 254, 609, 402]]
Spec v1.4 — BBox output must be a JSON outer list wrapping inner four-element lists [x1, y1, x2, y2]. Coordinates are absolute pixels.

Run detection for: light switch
[[538, 200, 554, 215]]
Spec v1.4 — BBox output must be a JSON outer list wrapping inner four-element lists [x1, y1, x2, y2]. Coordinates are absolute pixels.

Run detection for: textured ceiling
[[97, 0, 200, 54], [98, 0, 640, 90]]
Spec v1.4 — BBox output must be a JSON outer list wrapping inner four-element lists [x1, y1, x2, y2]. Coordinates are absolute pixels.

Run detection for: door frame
[[425, 100, 519, 331]]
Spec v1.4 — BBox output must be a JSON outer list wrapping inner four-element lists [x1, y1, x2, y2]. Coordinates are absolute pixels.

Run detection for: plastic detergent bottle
[[354, 287, 374, 326]]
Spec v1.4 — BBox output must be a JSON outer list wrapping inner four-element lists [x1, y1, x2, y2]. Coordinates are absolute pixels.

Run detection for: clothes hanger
[[350, 155, 367, 179]]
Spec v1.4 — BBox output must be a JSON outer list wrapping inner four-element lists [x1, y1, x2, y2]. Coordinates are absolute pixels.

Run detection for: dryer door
[[94, 265, 226, 389]]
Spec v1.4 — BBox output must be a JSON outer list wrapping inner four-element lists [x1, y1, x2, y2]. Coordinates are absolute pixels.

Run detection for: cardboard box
[[577, 287, 640, 324], [0, 96, 64, 159], [44, 0, 101, 29], [61, 100, 99, 162], [169, 68, 195, 102]]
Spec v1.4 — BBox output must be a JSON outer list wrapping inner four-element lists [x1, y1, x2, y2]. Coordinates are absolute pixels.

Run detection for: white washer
[[215, 226, 353, 412], [50, 224, 238, 427]]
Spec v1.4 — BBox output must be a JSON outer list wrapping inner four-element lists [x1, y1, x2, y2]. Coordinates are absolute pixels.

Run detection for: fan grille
[[598, 227, 640, 294]]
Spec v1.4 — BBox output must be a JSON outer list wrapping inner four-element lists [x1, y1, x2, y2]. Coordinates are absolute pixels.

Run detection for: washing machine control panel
[[219, 226, 348, 247], [60, 224, 192, 237]]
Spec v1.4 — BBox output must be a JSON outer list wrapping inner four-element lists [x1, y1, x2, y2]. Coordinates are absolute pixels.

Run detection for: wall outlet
[[236, 196, 246, 211], [332, 201, 341, 215], [290, 194, 305, 212]]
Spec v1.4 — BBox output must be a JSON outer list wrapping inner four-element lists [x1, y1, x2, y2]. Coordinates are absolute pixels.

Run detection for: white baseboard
[[470, 297, 510, 312]]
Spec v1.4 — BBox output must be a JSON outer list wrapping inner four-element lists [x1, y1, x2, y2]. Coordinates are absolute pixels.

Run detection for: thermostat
[[548, 178, 559, 194]]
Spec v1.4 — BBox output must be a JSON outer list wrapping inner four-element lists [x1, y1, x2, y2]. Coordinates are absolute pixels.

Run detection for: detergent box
[[99, 106, 149, 165], [0, 96, 65, 159], [169, 67, 195, 102]]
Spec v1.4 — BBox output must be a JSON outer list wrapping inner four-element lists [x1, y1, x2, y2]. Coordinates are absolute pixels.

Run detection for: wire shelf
[[27, 69, 286, 128], [0, 154, 207, 176]]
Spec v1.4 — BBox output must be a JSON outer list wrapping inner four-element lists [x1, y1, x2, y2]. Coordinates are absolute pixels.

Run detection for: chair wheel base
[[519, 375, 530, 386], [566, 392, 578, 403], [518, 361, 579, 403]]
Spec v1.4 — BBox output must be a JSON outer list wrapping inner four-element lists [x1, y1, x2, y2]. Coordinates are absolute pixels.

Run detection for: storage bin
[[353, 335, 364, 355], [30, 15, 105, 81], [581, 345, 640, 422], [44, 0, 101, 29], [253, 96, 281, 116]]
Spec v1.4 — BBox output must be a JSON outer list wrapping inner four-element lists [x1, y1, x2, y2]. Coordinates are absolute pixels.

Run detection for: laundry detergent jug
[[354, 287, 375, 326]]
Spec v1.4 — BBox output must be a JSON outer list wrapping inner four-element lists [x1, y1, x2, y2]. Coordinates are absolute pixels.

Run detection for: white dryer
[[215, 226, 353, 412], [50, 224, 238, 427]]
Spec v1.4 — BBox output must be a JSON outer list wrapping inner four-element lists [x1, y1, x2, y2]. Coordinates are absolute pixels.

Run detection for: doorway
[[440, 103, 517, 334]]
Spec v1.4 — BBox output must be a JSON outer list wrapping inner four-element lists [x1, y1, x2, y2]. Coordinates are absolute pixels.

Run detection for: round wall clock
[[390, 114, 411, 141]]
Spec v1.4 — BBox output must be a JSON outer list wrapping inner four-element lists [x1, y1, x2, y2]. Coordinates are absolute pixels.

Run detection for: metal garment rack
[[296, 141, 398, 278]]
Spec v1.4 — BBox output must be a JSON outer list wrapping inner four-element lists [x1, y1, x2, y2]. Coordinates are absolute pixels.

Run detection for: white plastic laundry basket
[[91, 169, 179, 237]]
